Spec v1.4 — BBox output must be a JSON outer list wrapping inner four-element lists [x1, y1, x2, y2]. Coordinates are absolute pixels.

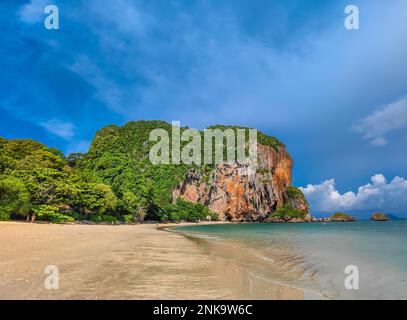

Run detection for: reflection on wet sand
[[0, 222, 303, 299]]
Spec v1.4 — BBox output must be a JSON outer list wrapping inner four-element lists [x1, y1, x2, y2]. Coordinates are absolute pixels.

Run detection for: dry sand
[[0, 221, 302, 300]]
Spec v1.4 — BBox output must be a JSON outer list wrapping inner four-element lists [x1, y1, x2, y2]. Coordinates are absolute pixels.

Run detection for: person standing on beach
[[26, 212, 32, 223], [31, 213, 36, 223]]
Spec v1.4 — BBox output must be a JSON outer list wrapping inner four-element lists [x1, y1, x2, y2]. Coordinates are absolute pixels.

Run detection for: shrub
[[122, 214, 135, 223], [0, 176, 31, 220], [90, 215, 102, 222], [91, 214, 117, 223], [65, 211, 83, 220], [157, 199, 219, 222], [267, 204, 305, 219], [0, 212, 10, 221], [169, 211, 180, 222], [102, 215, 117, 222], [51, 214, 75, 223], [32, 205, 75, 223]]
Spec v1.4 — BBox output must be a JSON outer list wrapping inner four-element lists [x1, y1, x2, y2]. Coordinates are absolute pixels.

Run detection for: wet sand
[[0, 221, 302, 300]]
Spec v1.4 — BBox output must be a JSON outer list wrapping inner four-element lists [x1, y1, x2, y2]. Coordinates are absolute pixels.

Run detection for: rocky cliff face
[[173, 143, 309, 222]]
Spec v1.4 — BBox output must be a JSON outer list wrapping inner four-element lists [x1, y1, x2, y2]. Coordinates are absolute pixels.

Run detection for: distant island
[[371, 212, 390, 221], [330, 212, 356, 222]]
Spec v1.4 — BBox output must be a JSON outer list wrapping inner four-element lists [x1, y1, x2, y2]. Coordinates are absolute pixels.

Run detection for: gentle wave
[[174, 221, 407, 299]]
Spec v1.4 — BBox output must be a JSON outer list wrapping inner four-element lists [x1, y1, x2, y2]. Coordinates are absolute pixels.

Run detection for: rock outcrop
[[371, 212, 389, 221], [284, 186, 310, 214], [330, 212, 356, 222], [173, 143, 309, 222]]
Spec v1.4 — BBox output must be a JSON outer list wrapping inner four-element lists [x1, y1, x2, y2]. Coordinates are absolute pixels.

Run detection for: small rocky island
[[371, 212, 390, 221], [330, 212, 356, 222]]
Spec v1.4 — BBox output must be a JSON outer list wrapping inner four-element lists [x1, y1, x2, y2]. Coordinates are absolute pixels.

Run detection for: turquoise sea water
[[174, 221, 407, 299]]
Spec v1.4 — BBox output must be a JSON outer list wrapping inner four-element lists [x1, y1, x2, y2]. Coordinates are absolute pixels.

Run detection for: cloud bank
[[300, 174, 407, 214]]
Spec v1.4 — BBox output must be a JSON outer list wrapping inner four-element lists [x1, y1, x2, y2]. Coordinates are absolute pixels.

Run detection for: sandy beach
[[0, 221, 302, 300]]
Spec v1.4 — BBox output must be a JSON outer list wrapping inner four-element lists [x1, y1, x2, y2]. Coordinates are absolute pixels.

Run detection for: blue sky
[[1, 0, 407, 214]]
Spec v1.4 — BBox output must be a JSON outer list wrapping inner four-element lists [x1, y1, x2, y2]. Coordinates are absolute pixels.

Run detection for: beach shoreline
[[0, 221, 303, 300]]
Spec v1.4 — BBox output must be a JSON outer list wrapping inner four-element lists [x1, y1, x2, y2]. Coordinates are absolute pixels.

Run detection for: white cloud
[[353, 96, 407, 147], [300, 174, 407, 213], [18, 0, 48, 24], [40, 119, 75, 140]]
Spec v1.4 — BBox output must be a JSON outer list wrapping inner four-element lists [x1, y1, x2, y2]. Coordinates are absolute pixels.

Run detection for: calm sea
[[174, 221, 407, 299]]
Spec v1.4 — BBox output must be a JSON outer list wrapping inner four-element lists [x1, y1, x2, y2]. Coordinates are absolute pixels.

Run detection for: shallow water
[[174, 221, 407, 299]]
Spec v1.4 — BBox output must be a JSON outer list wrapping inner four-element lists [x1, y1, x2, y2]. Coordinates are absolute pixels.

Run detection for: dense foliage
[[151, 199, 219, 222], [0, 176, 30, 220], [0, 121, 288, 223], [206, 125, 284, 151], [0, 137, 121, 222], [267, 204, 306, 220]]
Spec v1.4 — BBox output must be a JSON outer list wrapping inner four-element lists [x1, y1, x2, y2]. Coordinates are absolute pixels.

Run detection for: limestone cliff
[[173, 143, 309, 221]]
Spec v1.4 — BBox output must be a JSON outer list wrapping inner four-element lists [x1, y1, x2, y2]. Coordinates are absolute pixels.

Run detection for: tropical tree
[[0, 176, 31, 220]]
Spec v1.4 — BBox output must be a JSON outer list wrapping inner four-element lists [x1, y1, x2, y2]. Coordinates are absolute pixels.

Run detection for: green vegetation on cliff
[[285, 186, 306, 201], [207, 125, 284, 151], [282, 186, 310, 215], [266, 204, 306, 220], [0, 121, 290, 223]]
